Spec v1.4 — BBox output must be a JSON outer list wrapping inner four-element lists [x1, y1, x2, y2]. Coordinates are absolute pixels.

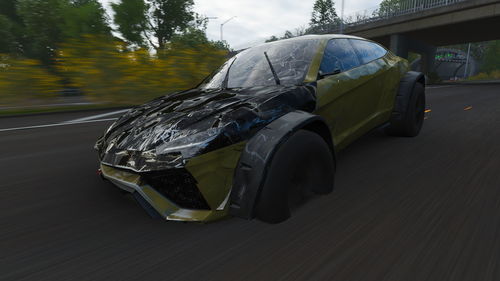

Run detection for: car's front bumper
[[99, 141, 246, 222]]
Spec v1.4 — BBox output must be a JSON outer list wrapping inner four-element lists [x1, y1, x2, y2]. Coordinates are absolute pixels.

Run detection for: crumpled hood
[[96, 84, 317, 172]]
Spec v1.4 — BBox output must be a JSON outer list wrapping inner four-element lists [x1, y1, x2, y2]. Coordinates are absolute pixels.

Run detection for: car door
[[316, 39, 381, 149], [349, 39, 393, 126]]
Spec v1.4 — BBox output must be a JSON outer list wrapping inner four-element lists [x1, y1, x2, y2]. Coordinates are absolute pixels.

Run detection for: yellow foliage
[[0, 55, 61, 106], [57, 35, 228, 105], [0, 35, 227, 108]]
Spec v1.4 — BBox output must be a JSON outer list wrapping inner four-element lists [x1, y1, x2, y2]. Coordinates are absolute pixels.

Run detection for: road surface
[[1, 84, 500, 281]]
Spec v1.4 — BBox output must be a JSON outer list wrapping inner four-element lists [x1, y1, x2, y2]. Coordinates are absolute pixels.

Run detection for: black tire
[[386, 82, 425, 137], [254, 130, 335, 224]]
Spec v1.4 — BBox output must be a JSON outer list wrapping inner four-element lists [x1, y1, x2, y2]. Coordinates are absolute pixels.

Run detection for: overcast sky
[[100, 0, 382, 49]]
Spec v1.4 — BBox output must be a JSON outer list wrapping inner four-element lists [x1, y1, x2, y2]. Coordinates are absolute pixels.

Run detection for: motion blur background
[[0, 0, 499, 115], [2, 2, 500, 280]]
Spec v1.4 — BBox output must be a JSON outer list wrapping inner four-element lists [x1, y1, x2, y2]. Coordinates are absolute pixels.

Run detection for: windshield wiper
[[222, 57, 237, 89], [264, 52, 281, 85]]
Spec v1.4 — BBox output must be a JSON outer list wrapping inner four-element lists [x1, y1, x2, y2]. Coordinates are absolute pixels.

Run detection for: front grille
[[142, 169, 211, 210]]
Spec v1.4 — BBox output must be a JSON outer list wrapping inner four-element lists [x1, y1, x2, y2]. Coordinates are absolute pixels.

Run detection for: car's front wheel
[[386, 82, 426, 137], [254, 130, 335, 224]]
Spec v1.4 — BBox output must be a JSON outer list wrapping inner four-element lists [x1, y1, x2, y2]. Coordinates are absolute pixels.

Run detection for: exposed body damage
[[96, 85, 317, 221], [96, 34, 423, 223], [96, 85, 317, 172]]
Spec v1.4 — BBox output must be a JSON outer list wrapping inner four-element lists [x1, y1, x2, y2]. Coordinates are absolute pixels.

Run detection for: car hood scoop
[[96, 85, 317, 172]]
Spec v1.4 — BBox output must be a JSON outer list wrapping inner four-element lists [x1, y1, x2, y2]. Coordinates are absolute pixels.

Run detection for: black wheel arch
[[229, 110, 335, 219], [391, 71, 425, 123]]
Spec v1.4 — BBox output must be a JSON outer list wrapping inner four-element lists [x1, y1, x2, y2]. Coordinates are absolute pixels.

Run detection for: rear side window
[[349, 39, 387, 64], [320, 39, 361, 74]]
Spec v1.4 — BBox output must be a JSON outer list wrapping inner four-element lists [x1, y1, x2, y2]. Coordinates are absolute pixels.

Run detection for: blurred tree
[[481, 41, 500, 73], [16, 0, 111, 66], [150, 0, 194, 49], [283, 30, 294, 39], [265, 35, 279, 43], [0, 0, 22, 22], [62, 0, 111, 39], [170, 27, 209, 47], [17, 0, 67, 65], [0, 15, 17, 53], [265, 30, 296, 43], [111, 0, 149, 47], [210, 40, 230, 51], [378, 0, 403, 17], [168, 15, 229, 51], [310, 0, 339, 26], [168, 14, 208, 47], [112, 0, 195, 51], [0, 1, 24, 54]]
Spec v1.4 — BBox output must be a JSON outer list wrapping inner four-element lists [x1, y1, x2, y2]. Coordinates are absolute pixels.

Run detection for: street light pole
[[340, 0, 345, 34], [463, 43, 471, 79], [220, 16, 236, 42]]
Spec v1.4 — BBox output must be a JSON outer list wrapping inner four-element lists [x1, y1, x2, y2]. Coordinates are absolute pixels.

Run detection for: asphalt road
[[1, 84, 500, 281]]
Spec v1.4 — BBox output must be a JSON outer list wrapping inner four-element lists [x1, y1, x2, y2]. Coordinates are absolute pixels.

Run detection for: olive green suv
[[95, 34, 425, 223]]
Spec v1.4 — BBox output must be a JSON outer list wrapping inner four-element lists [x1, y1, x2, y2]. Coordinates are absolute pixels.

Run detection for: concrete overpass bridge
[[323, 0, 500, 74]]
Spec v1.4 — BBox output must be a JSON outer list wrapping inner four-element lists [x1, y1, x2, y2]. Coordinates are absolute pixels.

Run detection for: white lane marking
[[427, 85, 456, 89], [0, 102, 93, 110], [63, 109, 129, 123], [0, 118, 118, 133]]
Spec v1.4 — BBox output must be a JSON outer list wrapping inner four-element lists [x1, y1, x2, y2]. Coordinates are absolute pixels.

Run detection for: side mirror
[[318, 69, 341, 80]]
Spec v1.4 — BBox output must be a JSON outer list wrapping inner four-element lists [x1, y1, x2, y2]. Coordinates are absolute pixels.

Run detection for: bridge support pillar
[[421, 47, 437, 76], [390, 34, 436, 75], [390, 34, 409, 58]]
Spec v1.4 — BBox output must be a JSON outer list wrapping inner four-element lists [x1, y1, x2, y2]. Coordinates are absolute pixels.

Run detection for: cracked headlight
[[155, 128, 224, 158]]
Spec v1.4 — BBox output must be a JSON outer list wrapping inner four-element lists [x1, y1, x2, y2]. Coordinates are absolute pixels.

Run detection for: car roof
[[255, 34, 369, 48], [291, 34, 366, 41], [237, 34, 373, 54]]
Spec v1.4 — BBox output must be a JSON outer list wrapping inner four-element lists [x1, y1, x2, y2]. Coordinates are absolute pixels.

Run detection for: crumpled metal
[[96, 84, 317, 172]]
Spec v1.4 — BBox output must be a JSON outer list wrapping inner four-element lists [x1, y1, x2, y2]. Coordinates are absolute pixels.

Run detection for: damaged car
[[95, 34, 426, 223]]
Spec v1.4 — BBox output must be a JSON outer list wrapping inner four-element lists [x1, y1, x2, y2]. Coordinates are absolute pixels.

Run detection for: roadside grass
[[468, 70, 500, 81]]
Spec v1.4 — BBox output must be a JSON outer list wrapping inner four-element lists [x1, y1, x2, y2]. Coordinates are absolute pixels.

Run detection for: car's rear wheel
[[386, 82, 425, 137], [254, 130, 335, 224]]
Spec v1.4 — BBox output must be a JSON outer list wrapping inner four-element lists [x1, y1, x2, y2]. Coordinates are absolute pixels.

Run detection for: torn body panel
[[96, 85, 317, 173]]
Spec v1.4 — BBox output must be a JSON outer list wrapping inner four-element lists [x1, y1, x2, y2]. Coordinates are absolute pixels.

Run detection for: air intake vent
[[142, 169, 211, 210]]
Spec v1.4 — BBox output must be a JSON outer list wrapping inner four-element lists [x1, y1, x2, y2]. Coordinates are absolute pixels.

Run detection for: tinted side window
[[320, 39, 361, 74], [349, 39, 387, 64]]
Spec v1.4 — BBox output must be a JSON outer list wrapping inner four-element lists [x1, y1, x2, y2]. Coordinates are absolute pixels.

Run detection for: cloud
[[194, 0, 311, 49]]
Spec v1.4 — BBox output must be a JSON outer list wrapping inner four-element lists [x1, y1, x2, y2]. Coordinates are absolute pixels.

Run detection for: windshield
[[200, 38, 321, 89]]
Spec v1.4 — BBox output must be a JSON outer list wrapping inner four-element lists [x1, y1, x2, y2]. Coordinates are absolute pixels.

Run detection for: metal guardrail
[[309, 0, 468, 33]]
